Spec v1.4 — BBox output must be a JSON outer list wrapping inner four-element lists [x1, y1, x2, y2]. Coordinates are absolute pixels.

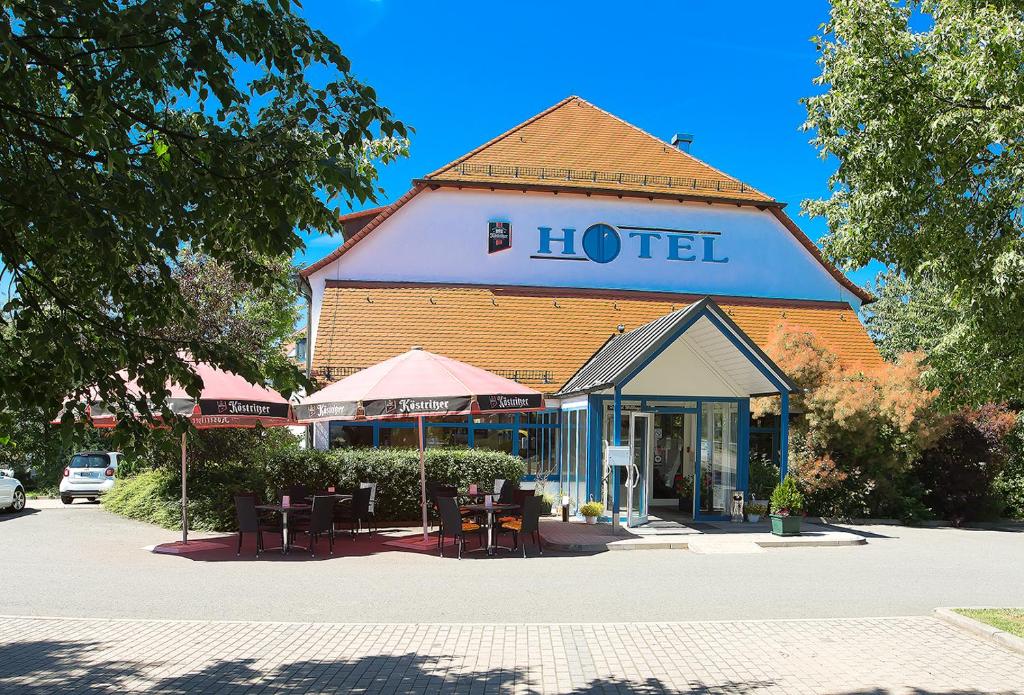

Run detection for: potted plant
[[673, 473, 694, 512], [746, 502, 767, 523], [769, 476, 804, 536], [579, 501, 604, 524]]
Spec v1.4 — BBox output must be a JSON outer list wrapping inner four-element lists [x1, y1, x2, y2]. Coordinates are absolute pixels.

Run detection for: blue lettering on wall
[[581, 224, 621, 264], [702, 236, 728, 263], [537, 227, 577, 255], [628, 231, 661, 259], [666, 234, 697, 262], [533, 223, 727, 265]]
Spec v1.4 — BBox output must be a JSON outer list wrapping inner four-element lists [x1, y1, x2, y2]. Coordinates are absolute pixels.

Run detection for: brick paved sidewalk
[[1, 615, 1022, 694]]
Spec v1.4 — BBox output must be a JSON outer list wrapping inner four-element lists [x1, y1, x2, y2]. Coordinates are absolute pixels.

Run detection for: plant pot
[[770, 513, 801, 536], [748, 514, 761, 523], [584, 515, 597, 525]]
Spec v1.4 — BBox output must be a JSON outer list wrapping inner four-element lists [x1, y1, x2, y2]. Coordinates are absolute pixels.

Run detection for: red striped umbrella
[[295, 347, 544, 540], [59, 361, 296, 543]]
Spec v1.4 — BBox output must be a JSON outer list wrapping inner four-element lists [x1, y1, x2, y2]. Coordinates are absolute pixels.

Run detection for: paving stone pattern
[[1, 615, 1022, 694]]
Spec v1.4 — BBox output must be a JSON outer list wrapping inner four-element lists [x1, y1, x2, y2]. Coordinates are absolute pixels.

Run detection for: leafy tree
[[168, 249, 299, 376], [0, 247, 300, 487], [863, 268, 1019, 405], [0, 1, 407, 442], [804, 0, 1024, 405]]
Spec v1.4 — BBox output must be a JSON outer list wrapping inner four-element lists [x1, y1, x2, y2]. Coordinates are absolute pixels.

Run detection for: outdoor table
[[462, 502, 520, 555], [256, 503, 311, 554]]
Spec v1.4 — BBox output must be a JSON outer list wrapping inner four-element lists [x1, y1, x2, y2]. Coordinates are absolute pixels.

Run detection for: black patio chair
[[437, 495, 483, 559], [294, 495, 336, 557], [234, 495, 281, 558], [285, 484, 309, 502], [497, 488, 534, 527], [334, 485, 371, 538], [498, 479, 516, 504], [501, 496, 545, 558]]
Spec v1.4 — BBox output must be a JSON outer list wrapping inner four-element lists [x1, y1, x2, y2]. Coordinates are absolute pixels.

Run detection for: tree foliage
[[864, 268, 1021, 405], [753, 323, 940, 517], [0, 0, 407, 441], [803, 0, 1024, 405]]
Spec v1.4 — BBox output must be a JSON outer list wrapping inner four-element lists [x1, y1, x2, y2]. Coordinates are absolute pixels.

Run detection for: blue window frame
[[326, 409, 561, 478]]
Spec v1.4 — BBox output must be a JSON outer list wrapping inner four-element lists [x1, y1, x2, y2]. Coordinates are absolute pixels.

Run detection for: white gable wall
[[306, 188, 860, 363]]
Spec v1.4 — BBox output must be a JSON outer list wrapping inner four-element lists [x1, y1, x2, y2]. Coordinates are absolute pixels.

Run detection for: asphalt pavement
[[3, 499, 1023, 624]]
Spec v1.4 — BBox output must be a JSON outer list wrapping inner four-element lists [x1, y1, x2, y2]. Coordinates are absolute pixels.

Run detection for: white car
[[0, 469, 26, 512], [59, 451, 121, 504]]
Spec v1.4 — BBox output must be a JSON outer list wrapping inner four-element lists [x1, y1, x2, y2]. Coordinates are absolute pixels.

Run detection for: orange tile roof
[[312, 283, 883, 394], [421, 96, 773, 204]]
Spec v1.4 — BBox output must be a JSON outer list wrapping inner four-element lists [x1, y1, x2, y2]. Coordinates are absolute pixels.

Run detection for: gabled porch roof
[[555, 297, 798, 398]]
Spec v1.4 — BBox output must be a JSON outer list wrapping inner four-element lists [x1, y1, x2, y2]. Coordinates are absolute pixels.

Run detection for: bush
[[103, 468, 183, 529], [994, 414, 1024, 519], [752, 325, 940, 518], [579, 501, 604, 517], [770, 476, 804, 516], [748, 454, 779, 500], [104, 443, 526, 531], [913, 405, 1015, 523]]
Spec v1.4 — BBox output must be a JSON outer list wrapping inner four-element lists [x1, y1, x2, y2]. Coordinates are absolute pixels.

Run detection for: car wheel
[[61, 495, 73, 505], [12, 488, 25, 512]]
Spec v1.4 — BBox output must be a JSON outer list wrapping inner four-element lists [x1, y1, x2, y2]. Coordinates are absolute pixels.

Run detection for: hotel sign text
[[531, 223, 728, 265]]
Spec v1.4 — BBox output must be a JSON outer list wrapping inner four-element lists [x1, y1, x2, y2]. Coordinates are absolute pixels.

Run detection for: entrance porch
[[552, 297, 798, 525]]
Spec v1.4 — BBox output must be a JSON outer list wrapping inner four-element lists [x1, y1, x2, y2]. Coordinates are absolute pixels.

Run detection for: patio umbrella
[[294, 347, 545, 540], [59, 361, 296, 544]]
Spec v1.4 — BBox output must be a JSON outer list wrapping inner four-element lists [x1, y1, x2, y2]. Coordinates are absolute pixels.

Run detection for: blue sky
[[296, 0, 880, 288]]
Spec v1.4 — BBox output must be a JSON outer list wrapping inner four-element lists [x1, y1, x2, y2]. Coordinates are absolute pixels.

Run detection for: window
[[328, 423, 373, 449], [426, 426, 469, 447], [473, 427, 514, 453], [379, 426, 418, 448], [320, 409, 562, 480], [69, 454, 109, 468]]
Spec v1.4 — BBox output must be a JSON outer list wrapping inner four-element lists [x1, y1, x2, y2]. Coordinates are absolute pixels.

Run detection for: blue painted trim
[[693, 400, 703, 516], [612, 386, 622, 513], [779, 391, 790, 480], [737, 399, 750, 494], [588, 395, 602, 505]]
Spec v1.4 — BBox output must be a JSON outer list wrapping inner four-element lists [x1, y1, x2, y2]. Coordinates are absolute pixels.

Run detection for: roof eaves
[[414, 178, 780, 208], [768, 207, 873, 305], [299, 186, 425, 278], [556, 332, 618, 395]]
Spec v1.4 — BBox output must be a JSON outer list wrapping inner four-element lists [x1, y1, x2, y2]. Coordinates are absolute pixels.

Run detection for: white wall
[[307, 188, 860, 363]]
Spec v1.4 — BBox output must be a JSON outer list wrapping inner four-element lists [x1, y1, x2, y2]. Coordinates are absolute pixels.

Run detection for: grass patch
[[954, 609, 1024, 638]]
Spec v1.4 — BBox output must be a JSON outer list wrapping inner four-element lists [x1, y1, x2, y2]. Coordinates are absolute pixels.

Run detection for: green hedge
[[104, 446, 526, 532]]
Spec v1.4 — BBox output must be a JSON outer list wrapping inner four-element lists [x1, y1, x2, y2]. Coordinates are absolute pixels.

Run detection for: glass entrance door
[[627, 412, 652, 526], [698, 402, 739, 516]]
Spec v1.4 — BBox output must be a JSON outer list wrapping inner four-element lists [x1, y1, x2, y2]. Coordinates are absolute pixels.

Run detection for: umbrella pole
[[180, 431, 188, 544], [419, 416, 428, 542]]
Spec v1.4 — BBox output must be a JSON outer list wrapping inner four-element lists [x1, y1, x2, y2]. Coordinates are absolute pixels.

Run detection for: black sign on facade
[[488, 221, 511, 254]]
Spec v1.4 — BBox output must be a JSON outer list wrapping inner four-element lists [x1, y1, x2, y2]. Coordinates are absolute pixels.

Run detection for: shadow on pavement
[[0, 507, 39, 523], [0, 638, 1006, 694], [151, 528, 584, 563]]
